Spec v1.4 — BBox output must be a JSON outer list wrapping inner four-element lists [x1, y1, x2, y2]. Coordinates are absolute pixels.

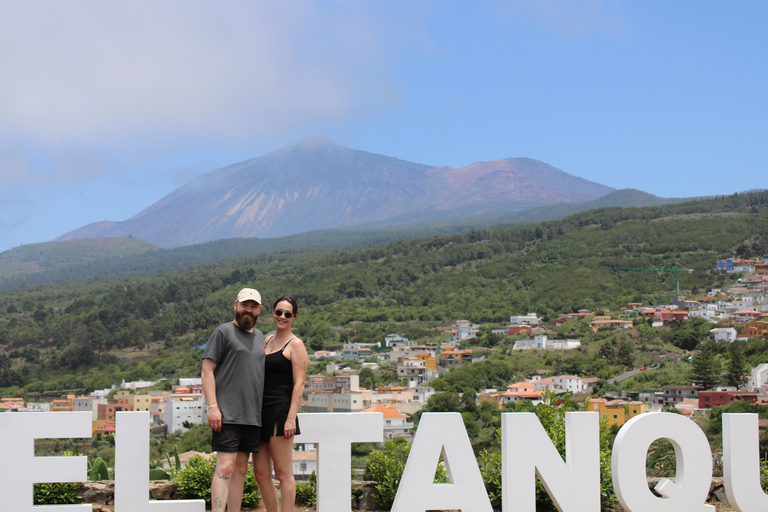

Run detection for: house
[[500, 382, 544, 406], [513, 335, 581, 351], [438, 346, 472, 367], [749, 363, 768, 390], [0, 398, 24, 411], [710, 327, 738, 342], [293, 450, 318, 481], [50, 394, 76, 412], [662, 386, 698, 406], [509, 313, 540, 326], [743, 321, 768, 339], [341, 344, 374, 362], [165, 391, 205, 433], [449, 320, 478, 343], [306, 391, 370, 413], [72, 395, 108, 419], [383, 334, 412, 347], [363, 404, 414, 441], [674, 399, 700, 416], [507, 324, 534, 336], [698, 390, 758, 409], [653, 309, 690, 324], [586, 399, 647, 428], [589, 319, 633, 332]]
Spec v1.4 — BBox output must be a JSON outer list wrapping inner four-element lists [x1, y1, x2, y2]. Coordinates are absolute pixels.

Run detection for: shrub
[[174, 455, 261, 508], [295, 470, 316, 506], [365, 438, 448, 510]]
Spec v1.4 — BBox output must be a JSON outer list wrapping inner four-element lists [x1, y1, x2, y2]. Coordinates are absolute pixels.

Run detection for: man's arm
[[202, 358, 222, 432]]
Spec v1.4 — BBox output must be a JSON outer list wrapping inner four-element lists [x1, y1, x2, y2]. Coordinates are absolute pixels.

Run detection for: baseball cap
[[236, 288, 262, 305]]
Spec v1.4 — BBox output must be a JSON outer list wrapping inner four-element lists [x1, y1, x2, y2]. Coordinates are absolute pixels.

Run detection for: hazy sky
[[1, 1, 766, 253]]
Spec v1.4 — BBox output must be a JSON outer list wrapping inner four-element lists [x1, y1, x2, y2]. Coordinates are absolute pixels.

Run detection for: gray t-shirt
[[202, 321, 266, 426]]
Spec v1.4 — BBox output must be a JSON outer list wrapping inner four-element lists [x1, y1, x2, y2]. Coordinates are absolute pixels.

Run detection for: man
[[202, 288, 266, 512]]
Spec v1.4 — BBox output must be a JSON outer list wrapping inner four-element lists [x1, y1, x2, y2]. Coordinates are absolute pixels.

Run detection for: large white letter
[[612, 412, 714, 512], [114, 411, 204, 511], [0, 411, 91, 512], [723, 413, 768, 512], [391, 412, 492, 512], [502, 411, 600, 512], [294, 412, 382, 512]]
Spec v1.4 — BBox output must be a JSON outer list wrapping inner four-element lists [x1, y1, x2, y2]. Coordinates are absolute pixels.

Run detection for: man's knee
[[215, 456, 239, 479]]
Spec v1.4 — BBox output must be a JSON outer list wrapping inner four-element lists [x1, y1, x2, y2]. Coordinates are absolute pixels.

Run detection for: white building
[[513, 335, 581, 351], [509, 313, 541, 326], [72, 395, 108, 419], [363, 404, 414, 441], [710, 327, 738, 342], [165, 392, 206, 434], [450, 320, 478, 343], [384, 334, 412, 347], [749, 363, 768, 391]]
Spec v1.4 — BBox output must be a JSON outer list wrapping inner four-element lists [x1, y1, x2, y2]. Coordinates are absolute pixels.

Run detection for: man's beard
[[235, 310, 257, 330]]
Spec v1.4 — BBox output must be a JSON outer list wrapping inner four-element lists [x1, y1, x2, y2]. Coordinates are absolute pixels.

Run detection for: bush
[[295, 471, 316, 506], [34, 482, 80, 505], [365, 438, 448, 510], [174, 455, 261, 508]]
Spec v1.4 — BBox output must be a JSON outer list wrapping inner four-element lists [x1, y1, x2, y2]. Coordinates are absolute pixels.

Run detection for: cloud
[[499, 0, 626, 38], [0, 1, 403, 149]]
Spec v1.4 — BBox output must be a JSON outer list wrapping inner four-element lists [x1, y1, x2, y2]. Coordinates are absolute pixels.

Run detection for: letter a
[[392, 412, 492, 512]]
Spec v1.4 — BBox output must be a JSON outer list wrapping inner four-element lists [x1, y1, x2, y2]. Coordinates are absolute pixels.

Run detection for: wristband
[[208, 404, 218, 408]]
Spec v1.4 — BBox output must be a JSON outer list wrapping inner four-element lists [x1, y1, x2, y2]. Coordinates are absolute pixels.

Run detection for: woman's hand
[[284, 417, 296, 439]]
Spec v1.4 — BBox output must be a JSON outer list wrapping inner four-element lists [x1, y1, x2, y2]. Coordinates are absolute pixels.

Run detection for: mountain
[[2, 189, 700, 290], [55, 133, 615, 247]]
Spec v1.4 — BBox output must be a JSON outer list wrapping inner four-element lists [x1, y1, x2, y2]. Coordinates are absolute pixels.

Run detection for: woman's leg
[[253, 442, 279, 512], [270, 435, 296, 512]]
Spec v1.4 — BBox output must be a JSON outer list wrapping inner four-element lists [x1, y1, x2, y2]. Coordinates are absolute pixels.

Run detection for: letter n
[[502, 411, 600, 512]]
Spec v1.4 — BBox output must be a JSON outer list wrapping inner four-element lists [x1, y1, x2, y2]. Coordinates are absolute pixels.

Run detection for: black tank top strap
[[279, 337, 295, 352]]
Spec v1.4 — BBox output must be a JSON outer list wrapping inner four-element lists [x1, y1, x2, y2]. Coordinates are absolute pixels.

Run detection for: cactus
[[89, 457, 109, 481]]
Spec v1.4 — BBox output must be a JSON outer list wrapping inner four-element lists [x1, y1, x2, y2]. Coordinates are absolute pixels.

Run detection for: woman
[[254, 296, 309, 512]]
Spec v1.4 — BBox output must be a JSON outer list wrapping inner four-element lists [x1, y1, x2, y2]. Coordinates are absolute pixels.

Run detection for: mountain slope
[[0, 189, 726, 289], [55, 133, 614, 247]]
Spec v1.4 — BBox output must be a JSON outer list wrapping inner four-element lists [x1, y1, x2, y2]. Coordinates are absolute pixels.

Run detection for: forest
[[0, 190, 766, 398]]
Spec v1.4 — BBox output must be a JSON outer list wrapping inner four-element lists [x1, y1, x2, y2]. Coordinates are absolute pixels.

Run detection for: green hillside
[[0, 190, 766, 396], [0, 189, 695, 290], [0, 237, 156, 280]]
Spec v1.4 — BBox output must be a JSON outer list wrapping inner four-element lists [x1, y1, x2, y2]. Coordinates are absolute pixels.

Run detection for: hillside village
[[3, 256, 768, 477]]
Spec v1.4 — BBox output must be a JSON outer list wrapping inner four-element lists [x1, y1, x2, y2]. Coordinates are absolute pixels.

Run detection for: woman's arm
[[284, 337, 309, 438]]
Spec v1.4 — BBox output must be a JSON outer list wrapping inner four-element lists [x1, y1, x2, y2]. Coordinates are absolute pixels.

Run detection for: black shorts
[[211, 424, 262, 453]]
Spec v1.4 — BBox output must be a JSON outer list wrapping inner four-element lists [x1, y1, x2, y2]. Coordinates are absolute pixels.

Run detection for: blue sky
[[1, 1, 766, 253]]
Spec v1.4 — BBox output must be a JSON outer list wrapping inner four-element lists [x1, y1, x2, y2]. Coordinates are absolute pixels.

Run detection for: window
[[613, 414, 619, 420]]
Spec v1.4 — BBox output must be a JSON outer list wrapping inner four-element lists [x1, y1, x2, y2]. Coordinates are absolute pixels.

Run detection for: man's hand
[[208, 407, 223, 432]]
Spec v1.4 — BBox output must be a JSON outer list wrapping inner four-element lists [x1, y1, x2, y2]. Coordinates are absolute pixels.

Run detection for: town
[[3, 256, 767, 487]]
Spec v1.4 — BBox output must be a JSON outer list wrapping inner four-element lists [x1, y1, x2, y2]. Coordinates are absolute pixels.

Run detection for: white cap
[[236, 288, 262, 304]]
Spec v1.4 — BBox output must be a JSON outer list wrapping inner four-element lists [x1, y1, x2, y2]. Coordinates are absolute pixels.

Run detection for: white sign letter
[[391, 412, 492, 512], [612, 412, 714, 512], [294, 412, 382, 512], [723, 413, 768, 512], [503, 411, 600, 512], [115, 411, 204, 511], [0, 411, 91, 512]]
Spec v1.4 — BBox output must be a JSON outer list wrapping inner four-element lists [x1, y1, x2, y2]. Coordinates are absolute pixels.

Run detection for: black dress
[[260, 336, 300, 443]]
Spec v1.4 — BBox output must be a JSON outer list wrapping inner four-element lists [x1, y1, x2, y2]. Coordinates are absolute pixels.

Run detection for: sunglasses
[[274, 308, 294, 319]]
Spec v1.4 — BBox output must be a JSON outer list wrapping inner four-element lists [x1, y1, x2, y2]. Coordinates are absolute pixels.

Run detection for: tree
[[690, 342, 720, 390], [726, 340, 748, 389]]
